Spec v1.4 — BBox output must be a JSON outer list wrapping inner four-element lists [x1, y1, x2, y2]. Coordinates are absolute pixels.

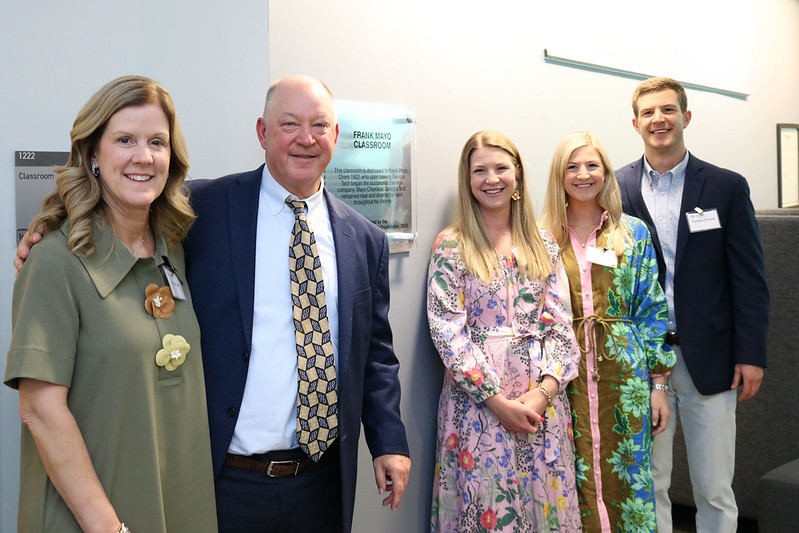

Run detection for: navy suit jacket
[[182, 165, 409, 531], [617, 154, 768, 395]]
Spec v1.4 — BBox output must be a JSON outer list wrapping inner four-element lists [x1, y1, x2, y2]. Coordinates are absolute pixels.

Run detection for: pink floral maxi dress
[[427, 227, 582, 532]]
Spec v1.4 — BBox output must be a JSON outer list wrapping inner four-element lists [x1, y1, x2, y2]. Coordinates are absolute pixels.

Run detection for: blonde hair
[[31, 75, 195, 255], [540, 131, 630, 255], [452, 130, 552, 283]]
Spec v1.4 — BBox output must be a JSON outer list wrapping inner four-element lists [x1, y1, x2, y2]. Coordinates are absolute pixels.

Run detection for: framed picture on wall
[[777, 123, 799, 208]]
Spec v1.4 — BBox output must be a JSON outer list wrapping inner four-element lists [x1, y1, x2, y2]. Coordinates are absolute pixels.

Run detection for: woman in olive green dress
[[4, 75, 217, 533]]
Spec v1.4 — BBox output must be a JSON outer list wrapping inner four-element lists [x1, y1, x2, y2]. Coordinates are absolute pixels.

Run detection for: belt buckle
[[266, 458, 301, 477]]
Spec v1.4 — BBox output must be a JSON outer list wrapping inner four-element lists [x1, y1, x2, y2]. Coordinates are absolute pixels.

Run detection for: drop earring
[[91, 163, 100, 177]]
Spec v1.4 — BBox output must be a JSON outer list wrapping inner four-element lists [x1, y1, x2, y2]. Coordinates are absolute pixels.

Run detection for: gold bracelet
[[537, 384, 553, 407]]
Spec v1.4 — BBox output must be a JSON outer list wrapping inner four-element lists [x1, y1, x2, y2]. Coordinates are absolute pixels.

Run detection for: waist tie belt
[[573, 314, 632, 382]]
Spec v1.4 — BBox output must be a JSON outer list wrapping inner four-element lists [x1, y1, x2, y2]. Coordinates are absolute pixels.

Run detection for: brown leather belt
[[224, 451, 315, 478], [665, 331, 680, 346]]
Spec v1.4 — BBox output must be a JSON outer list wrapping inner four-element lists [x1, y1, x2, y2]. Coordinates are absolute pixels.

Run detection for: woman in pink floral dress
[[427, 130, 582, 532]]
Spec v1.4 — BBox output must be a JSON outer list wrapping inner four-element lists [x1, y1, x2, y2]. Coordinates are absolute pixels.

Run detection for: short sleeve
[[4, 234, 81, 390]]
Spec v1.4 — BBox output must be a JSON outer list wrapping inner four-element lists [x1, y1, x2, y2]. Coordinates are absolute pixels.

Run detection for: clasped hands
[[485, 388, 549, 435]]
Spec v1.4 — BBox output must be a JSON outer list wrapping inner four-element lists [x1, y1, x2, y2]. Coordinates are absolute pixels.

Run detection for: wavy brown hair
[[451, 130, 553, 283], [31, 75, 194, 255]]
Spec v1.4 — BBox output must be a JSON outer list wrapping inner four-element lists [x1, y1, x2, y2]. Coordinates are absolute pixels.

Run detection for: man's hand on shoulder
[[14, 229, 44, 276], [372, 454, 411, 511], [732, 363, 764, 401]]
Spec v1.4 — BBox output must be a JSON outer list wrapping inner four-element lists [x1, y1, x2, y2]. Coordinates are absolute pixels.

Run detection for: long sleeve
[[537, 254, 580, 386], [724, 177, 769, 367], [427, 230, 502, 404], [360, 232, 410, 457], [627, 219, 675, 375]]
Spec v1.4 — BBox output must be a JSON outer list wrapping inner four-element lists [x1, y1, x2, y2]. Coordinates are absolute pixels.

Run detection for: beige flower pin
[[155, 334, 190, 371]]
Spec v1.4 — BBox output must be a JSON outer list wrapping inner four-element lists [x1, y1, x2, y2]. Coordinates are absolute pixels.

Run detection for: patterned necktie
[[286, 198, 338, 461]]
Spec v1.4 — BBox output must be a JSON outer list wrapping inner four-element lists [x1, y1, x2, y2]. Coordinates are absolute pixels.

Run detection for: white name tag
[[585, 245, 618, 268], [686, 208, 721, 233], [162, 265, 187, 300]]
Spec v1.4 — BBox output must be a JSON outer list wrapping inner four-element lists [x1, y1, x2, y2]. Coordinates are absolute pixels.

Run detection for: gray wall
[[0, 2, 269, 530], [2, 1, 798, 531]]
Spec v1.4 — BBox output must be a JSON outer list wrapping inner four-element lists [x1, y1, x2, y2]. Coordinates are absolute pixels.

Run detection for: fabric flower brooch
[[155, 334, 190, 371], [145, 284, 175, 319], [539, 311, 557, 325]]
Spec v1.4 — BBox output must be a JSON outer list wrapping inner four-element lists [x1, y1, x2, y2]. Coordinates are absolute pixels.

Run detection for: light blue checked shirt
[[641, 152, 690, 330]]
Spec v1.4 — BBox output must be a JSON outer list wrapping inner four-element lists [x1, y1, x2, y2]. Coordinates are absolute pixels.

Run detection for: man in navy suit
[[182, 75, 411, 532], [616, 77, 768, 533]]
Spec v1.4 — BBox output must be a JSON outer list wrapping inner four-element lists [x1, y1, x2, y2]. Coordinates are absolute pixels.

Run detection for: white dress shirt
[[229, 166, 339, 454]]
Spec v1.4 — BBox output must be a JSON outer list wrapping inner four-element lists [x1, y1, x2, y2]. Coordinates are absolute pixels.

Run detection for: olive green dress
[[5, 218, 217, 532]]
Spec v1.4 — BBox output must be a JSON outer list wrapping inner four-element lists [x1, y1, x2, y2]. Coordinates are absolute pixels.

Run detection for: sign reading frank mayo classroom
[[15, 151, 69, 243], [325, 101, 417, 254]]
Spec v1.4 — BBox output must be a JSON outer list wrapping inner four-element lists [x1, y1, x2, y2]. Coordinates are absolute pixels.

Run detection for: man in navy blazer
[[616, 77, 768, 533], [183, 76, 410, 532]]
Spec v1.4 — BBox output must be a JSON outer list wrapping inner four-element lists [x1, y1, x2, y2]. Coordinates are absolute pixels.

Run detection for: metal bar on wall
[[543, 49, 749, 101]]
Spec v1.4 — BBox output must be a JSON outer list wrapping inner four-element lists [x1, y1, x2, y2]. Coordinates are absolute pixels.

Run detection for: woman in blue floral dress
[[540, 131, 676, 533], [427, 130, 582, 532]]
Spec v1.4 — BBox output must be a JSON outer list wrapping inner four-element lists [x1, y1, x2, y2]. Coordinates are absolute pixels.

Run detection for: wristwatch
[[652, 383, 669, 392]]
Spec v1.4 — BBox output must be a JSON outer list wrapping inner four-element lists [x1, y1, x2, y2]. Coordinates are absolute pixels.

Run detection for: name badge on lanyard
[[160, 262, 186, 300]]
